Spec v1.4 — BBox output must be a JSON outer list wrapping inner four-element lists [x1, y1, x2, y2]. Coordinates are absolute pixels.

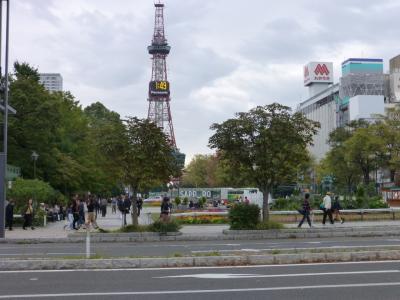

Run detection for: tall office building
[[297, 62, 338, 161], [338, 58, 385, 124], [39, 73, 63, 92], [390, 55, 400, 102]]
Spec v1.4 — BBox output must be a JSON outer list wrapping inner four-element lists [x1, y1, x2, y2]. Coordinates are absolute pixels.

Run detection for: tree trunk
[[391, 169, 396, 184], [261, 188, 270, 222], [131, 188, 139, 226], [363, 168, 370, 186]]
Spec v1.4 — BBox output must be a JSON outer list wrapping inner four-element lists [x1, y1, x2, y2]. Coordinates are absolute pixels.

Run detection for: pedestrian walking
[[78, 199, 85, 228], [95, 198, 101, 216], [298, 193, 312, 228], [117, 196, 124, 220], [111, 197, 117, 214], [160, 196, 171, 222], [64, 203, 74, 230], [321, 191, 334, 225], [59, 204, 65, 221], [5, 199, 15, 230], [86, 197, 99, 230], [332, 195, 344, 224], [123, 196, 131, 225], [72, 198, 80, 230], [101, 198, 108, 217], [22, 198, 35, 230], [137, 198, 143, 217]]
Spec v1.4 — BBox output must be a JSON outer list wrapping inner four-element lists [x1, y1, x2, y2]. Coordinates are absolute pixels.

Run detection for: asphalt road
[[1, 237, 400, 258], [1, 261, 400, 299]]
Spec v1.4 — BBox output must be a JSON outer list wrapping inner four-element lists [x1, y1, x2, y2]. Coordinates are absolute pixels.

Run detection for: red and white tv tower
[[147, 1, 176, 147], [147, 1, 185, 170]]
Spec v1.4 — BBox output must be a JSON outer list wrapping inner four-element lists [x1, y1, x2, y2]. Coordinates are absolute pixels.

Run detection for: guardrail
[[171, 208, 400, 221]]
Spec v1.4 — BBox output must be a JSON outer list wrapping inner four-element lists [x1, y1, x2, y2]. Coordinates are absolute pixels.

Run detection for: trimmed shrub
[[149, 219, 181, 233], [182, 197, 189, 206], [198, 196, 207, 208], [366, 196, 388, 209], [174, 197, 181, 207], [228, 203, 260, 230], [118, 224, 150, 233], [7, 178, 56, 213], [256, 221, 284, 230]]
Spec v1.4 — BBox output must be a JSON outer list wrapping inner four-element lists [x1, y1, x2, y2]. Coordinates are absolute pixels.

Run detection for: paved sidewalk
[[4, 206, 400, 240], [285, 220, 400, 228], [4, 206, 152, 239]]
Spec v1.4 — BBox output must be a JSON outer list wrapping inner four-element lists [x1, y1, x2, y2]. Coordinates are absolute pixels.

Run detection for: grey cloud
[[10, 0, 400, 162]]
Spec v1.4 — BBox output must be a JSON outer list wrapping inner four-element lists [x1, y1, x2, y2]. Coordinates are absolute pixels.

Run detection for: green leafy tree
[[123, 117, 176, 225], [343, 127, 383, 186], [373, 107, 400, 183], [7, 178, 55, 212], [209, 103, 319, 221], [182, 153, 252, 188], [182, 154, 215, 187]]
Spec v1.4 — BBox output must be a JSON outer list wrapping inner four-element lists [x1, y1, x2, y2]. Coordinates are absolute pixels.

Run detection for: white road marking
[[155, 270, 400, 279], [3, 282, 400, 298], [0, 260, 399, 274], [29, 278, 38, 281], [0, 254, 37, 256], [46, 253, 95, 255], [307, 242, 321, 244]]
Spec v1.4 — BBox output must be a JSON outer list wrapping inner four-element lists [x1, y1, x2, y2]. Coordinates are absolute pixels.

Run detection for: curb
[[1, 250, 400, 271], [3, 226, 400, 244]]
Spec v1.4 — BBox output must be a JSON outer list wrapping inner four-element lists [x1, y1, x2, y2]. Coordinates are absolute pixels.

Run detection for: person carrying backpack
[[332, 195, 344, 224], [298, 193, 312, 228]]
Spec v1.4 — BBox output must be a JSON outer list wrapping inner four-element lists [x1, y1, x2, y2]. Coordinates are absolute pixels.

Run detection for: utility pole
[[0, 0, 10, 239]]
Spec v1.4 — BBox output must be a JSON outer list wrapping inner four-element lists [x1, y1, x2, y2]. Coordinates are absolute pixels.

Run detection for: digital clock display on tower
[[149, 81, 170, 96]]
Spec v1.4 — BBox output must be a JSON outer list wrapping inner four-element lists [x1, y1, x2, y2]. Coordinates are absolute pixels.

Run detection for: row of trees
[[318, 108, 400, 195], [6, 63, 180, 225]]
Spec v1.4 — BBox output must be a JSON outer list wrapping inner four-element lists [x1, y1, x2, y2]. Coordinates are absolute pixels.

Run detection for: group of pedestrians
[[297, 191, 344, 228], [66, 195, 100, 231], [5, 198, 35, 231]]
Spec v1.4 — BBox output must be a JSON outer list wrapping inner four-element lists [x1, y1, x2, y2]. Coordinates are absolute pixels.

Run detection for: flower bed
[[175, 214, 228, 224]]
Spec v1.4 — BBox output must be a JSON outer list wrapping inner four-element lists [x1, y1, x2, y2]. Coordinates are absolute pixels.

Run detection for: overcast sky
[[10, 0, 400, 163]]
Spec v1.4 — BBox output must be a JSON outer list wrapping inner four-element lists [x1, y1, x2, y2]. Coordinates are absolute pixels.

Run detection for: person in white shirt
[[322, 191, 334, 225]]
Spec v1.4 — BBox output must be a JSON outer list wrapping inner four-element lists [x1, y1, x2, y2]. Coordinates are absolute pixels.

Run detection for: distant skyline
[[11, 0, 400, 162]]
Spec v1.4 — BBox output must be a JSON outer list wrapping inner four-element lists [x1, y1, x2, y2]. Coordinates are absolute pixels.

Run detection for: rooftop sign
[[304, 62, 333, 86]]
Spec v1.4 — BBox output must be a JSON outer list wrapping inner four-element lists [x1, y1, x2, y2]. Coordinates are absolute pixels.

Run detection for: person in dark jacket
[[298, 193, 312, 228], [137, 198, 143, 217], [86, 197, 98, 229], [72, 198, 80, 230], [5, 199, 14, 230], [120, 196, 131, 226], [332, 195, 344, 224], [160, 196, 171, 222], [22, 198, 35, 230]]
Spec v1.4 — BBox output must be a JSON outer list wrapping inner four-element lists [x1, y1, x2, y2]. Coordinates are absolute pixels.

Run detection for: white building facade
[[39, 73, 63, 92], [297, 62, 337, 161]]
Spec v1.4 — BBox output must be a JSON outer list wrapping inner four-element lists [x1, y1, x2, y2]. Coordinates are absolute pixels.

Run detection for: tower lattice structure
[[147, 1, 176, 148]]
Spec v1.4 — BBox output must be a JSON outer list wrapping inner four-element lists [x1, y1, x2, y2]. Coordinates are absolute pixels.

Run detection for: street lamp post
[[0, 0, 11, 239], [31, 151, 39, 179]]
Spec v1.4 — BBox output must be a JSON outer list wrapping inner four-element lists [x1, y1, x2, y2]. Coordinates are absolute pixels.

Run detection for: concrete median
[[1, 248, 400, 271]]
